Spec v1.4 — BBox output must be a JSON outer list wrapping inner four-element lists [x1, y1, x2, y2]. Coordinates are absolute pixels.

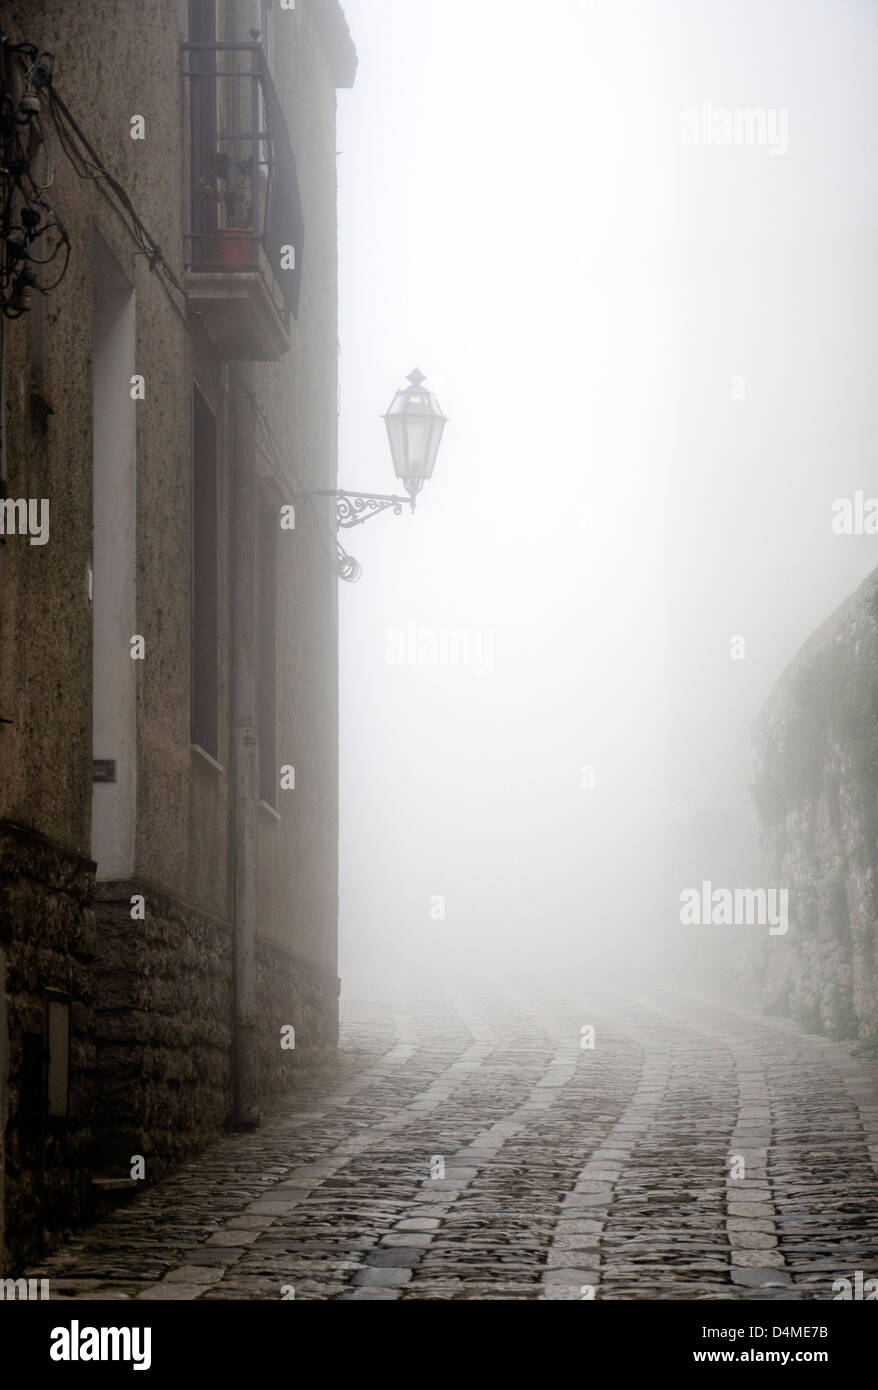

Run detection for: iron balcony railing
[[182, 42, 304, 323]]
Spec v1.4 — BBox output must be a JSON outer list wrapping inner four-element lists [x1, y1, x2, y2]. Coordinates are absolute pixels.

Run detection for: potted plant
[[198, 153, 256, 268]]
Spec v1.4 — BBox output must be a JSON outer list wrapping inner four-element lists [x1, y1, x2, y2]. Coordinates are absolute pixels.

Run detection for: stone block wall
[[256, 942, 338, 1103], [0, 821, 95, 1269], [91, 884, 234, 1176], [91, 886, 339, 1176]]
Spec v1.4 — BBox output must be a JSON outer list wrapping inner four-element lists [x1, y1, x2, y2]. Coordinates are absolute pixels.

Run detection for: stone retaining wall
[[752, 570, 878, 1044]]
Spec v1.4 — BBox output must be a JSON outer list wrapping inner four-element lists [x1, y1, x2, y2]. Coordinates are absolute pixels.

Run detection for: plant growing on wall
[[198, 153, 254, 230]]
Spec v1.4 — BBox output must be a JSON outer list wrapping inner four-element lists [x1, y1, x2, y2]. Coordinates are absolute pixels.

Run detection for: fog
[[336, 0, 878, 988]]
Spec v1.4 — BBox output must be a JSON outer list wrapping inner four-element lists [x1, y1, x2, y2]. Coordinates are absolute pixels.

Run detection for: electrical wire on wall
[[44, 85, 188, 316], [0, 38, 70, 318]]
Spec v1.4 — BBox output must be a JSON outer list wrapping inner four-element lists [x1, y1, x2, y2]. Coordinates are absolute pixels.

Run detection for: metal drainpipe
[[0, 948, 7, 1274], [231, 365, 259, 1127], [0, 202, 9, 1274], [0, 311, 6, 593]]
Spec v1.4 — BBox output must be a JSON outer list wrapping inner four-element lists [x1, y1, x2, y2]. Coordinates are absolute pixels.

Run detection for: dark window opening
[[192, 387, 219, 760], [188, 0, 216, 43], [46, 990, 71, 1121], [22, 1033, 45, 1126]]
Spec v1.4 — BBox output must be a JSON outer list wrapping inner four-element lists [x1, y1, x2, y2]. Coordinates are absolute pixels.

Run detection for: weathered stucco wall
[[752, 570, 878, 1047]]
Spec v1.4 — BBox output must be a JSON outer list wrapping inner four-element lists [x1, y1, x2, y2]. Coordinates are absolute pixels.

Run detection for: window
[[192, 388, 219, 759], [258, 497, 278, 806], [189, 0, 216, 43], [188, 0, 219, 269]]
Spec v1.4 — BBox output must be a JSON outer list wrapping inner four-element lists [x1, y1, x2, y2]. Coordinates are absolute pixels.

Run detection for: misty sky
[[335, 0, 878, 980]]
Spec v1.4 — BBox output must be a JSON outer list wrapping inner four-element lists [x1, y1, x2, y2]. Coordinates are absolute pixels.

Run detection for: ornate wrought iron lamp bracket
[[310, 487, 419, 531]]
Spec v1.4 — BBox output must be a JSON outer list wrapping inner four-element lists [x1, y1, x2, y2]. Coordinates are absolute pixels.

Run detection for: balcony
[[183, 42, 304, 361]]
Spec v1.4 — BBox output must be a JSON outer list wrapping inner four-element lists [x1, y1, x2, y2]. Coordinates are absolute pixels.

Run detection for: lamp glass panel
[[404, 420, 430, 474], [384, 414, 407, 475]]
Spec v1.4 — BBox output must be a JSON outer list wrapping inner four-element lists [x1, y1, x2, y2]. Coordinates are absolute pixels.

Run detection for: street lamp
[[312, 369, 448, 538], [383, 369, 448, 506]]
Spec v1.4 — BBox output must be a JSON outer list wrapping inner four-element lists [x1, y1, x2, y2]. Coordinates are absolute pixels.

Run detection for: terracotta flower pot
[[214, 229, 256, 268]]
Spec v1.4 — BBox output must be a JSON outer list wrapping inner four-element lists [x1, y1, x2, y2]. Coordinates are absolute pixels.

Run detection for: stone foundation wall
[[0, 821, 95, 1270], [92, 884, 338, 1176], [0, 856, 338, 1260], [91, 883, 234, 1176], [256, 943, 338, 1104]]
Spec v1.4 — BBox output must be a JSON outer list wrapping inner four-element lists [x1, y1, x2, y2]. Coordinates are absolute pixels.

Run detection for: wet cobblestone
[[25, 982, 878, 1301]]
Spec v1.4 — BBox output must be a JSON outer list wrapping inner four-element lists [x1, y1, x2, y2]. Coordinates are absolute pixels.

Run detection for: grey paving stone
[[377, 1230, 432, 1248], [730, 1269, 794, 1288], [353, 1268, 413, 1288], [163, 1265, 227, 1284], [137, 1284, 213, 1300], [541, 1268, 600, 1286]]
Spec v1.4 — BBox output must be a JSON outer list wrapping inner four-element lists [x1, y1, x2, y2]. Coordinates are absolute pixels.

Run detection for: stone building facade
[[0, 0, 355, 1271]]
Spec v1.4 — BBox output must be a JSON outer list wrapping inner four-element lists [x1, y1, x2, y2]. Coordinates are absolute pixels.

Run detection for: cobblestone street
[[28, 981, 878, 1302]]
